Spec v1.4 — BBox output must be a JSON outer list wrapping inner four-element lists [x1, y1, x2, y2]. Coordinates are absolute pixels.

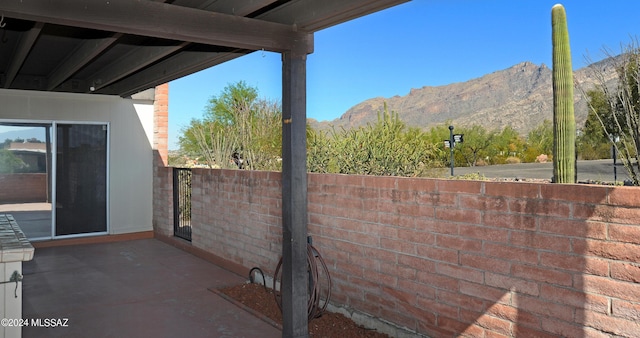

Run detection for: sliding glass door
[[55, 123, 108, 236], [0, 122, 52, 240]]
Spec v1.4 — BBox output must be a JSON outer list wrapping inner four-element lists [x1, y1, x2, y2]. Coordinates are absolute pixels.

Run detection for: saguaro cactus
[[551, 4, 576, 183]]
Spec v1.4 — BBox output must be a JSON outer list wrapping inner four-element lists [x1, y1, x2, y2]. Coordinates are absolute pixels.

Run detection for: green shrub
[[506, 156, 521, 164], [307, 104, 443, 176]]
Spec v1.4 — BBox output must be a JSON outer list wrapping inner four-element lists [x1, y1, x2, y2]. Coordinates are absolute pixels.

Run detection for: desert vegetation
[[580, 39, 640, 185], [172, 41, 640, 184], [171, 83, 616, 176]]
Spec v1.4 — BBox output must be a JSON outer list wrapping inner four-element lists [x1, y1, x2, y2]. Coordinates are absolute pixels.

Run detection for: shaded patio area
[[22, 239, 280, 338]]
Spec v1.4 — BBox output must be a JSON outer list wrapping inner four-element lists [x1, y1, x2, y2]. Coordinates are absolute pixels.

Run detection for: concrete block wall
[[0, 173, 47, 203], [152, 165, 173, 238], [308, 175, 640, 337], [189, 169, 283, 271], [153, 168, 640, 337]]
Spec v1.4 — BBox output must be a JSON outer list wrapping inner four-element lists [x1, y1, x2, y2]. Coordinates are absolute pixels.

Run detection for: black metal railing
[[173, 168, 192, 241]]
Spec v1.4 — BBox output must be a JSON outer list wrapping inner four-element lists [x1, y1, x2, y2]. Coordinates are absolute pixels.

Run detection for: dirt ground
[[219, 283, 390, 338]]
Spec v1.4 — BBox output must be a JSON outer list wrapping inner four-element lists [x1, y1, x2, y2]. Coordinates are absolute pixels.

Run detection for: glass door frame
[[0, 119, 110, 240], [52, 121, 110, 239]]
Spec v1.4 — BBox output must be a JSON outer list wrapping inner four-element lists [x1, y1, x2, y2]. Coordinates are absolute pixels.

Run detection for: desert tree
[[0, 149, 26, 173], [582, 39, 640, 185], [577, 91, 613, 160], [524, 120, 554, 162], [178, 81, 282, 170], [454, 125, 496, 167], [490, 126, 525, 164]]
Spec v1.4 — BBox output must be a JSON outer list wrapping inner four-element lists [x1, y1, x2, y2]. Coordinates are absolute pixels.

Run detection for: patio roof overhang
[[0, 0, 407, 97], [0, 1, 409, 336]]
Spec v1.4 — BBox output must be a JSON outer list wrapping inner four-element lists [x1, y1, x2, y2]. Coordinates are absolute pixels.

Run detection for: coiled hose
[[249, 267, 267, 290], [273, 242, 332, 320]]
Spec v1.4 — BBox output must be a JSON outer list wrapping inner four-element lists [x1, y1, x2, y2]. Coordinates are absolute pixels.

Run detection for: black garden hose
[[248, 266, 267, 290]]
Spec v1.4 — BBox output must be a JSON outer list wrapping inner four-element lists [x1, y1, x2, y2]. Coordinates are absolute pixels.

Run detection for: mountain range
[[311, 57, 619, 135], [0, 127, 46, 143]]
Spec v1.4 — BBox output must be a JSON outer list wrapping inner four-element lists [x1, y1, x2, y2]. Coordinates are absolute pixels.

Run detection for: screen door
[[55, 123, 108, 236]]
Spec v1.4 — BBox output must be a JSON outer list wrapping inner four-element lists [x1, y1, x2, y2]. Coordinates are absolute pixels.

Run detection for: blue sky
[[168, 0, 640, 150]]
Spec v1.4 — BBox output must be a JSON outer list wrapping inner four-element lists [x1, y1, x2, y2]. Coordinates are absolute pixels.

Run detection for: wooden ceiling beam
[[46, 34, 123, 91], [0, 0, 312, 53], [3, 22, 43, 89], [85, 0, 279, 94], [172, 0, 279, 16], [97, 50, 248, 97], [86, 42, 189, 93], [262, 0, 410, 31]]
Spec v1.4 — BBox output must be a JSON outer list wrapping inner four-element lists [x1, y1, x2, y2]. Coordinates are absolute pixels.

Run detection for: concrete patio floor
[[22, 238, 281, 338]]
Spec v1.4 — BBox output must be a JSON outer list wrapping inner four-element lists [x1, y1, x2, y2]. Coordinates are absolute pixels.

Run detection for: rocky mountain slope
[[314, 57, 618, 135]]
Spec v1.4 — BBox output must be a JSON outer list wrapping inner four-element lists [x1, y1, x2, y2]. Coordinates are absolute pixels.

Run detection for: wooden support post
[[281, 46, 309, 338]]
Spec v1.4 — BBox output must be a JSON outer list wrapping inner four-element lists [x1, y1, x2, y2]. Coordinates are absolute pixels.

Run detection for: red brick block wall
[[152, 82, 171, 234], [152, 165, 173, 237], [0, 173, 47, 203], [189, 169, 283, 271], [153, 83, 169, 167], [153, 169, 640, 337]]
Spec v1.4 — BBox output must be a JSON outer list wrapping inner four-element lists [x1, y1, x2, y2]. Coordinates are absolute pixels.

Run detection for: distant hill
[[0, 127, 47, 143], [311, 57, 619, 135]]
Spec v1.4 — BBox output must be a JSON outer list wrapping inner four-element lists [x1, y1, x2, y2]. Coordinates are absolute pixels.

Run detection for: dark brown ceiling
[[0, 0, 408, 97]]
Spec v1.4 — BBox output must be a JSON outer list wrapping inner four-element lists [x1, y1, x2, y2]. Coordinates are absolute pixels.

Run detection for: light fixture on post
[[444, 126, 464, 176], [610, 134, 620, 183]]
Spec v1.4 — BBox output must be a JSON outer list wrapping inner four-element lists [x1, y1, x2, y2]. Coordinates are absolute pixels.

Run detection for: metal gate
[[173, 168, 192, 241]]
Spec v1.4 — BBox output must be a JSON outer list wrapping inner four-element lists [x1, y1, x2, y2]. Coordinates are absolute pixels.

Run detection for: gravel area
[[219, 283, 390, 338]]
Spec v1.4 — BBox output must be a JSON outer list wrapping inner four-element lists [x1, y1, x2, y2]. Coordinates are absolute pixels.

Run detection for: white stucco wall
[[0, 89, 153, 235]]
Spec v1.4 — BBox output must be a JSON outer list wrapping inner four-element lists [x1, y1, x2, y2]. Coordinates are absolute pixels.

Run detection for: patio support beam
[[281, 39, 311, 338], [0, 0, 312, 53]]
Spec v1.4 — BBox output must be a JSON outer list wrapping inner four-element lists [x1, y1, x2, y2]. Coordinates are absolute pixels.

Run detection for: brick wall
[[189, 169, 283, 270], [152, 165, 173, 237], [153, 83, 169, 167], [0, 173, 47, 203], [153, 168, 640, 337], [152, 82, 171, 234]]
